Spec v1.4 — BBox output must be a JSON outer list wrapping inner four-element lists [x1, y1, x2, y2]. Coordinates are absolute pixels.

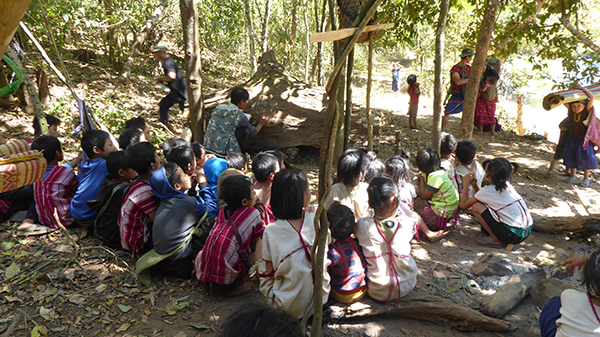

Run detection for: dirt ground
[[1, 63, 600, 337]]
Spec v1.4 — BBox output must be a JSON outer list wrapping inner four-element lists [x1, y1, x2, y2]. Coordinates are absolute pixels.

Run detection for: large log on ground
[[533, 216, 600, 234], [328, 293, 511, 332], [481, 270, 546, 318], [202, 51, 364, 152]]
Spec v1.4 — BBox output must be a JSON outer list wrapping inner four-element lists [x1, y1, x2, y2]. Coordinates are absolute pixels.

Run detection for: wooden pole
[[431, 0, 450, 154], [19, 22, 70, 87], [343, 49, 354, 151], [366, 33, 374, 151]]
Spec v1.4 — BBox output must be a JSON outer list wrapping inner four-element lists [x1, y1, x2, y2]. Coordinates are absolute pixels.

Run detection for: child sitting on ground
[[166, 145, 196, 176], [124, 117, 152, 142], [195, 174, 264, 294], [460, 158, 533, 247], [327, 203, 367, 304], [162, 138, 190, 159], [439, 132, 458, 190], [204, 157, 229, 197], [356, 177, 418, 303], [413, 148, 459, 230], [70, 130, 116, 227], [150, 163, 214, 278], [32, 115, 61, 139], [253, 152, 280, 224], [17, 136, 79, 235], [454, 140, 485, 199], [88, 151, 136, 247], [258, 168, 330, 319], [227, 153, 248, 173], [325, 149, 370, 220], [363, 156, 385, 184], [118, 142, 162, 257], [118, 127, 144, 150]]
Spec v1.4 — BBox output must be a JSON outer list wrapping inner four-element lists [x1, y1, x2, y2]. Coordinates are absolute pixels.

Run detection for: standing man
[[442, 48, 474, 132], [151, 44, 187, 128]]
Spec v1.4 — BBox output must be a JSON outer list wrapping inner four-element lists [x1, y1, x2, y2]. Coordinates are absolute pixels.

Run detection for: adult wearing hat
[[442, 48, 474, 131], [152, 44, 188, 128]]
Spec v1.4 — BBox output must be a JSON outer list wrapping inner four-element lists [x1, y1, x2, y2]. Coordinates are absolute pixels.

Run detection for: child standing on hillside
[[564, 85, 597, 187], [391, 63, 402, 97], [356, 177, 418, 303], [460, 158, 533, 247], [407, 75, 420, 129]]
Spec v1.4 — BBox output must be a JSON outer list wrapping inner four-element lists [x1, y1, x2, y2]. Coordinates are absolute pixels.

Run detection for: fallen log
[[533, 214, 600, 234], [481, 270, 546, 318], [328, 292, 511, 332]]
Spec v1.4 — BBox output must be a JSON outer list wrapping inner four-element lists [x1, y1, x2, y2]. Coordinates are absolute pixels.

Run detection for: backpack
[[87, 178, 128, 247]]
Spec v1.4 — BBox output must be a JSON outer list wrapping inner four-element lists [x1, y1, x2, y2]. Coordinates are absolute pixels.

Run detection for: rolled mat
[[0, 140, 47, 194], [543, 83, 600, 111]]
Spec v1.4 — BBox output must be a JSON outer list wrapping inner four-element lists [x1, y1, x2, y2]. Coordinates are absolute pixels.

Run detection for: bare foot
[[227, 281, 254, 297], [17, 219, 35, 231], [426, 230, 450, 243], [475, 236, 503, 246]]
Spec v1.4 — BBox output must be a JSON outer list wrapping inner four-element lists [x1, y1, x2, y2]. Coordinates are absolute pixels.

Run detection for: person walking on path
[[151, 44, 187, 128], [391, 62, 403, 97], [443, 48, 474, 131]]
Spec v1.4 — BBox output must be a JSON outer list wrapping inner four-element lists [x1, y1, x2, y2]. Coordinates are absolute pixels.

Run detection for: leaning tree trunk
[[432, 0, 450, 153], [180, 0, 204, 142], [459, 0, 500, 140], [0, 0, 32, 59], [121, 0, 170, 79], [261, 0, 271, 54], [244, 0, 257, 73], [304, 1, 310, 82]]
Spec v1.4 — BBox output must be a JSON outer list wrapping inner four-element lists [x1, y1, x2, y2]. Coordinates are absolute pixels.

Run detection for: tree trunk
[[261, 0, 271, 54], [244, 0, 257, 74], [431, 0, 450, 153], [36, 68, 49, 106], [180, 0, 204, 142], [120, 0, 170, 79], [458, 0, 500, 140], [366, 34, 374, 151], [316, 0, 327, 85], [289, 3, 297, 70], [0, 0, 32, 59], [343, 49, 353, 151], [304, 0, 310, 83]]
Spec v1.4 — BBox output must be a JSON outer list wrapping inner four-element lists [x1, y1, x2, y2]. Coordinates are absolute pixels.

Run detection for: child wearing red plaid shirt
[[118, 142, 163, 257], [327, 203, 367, 304]]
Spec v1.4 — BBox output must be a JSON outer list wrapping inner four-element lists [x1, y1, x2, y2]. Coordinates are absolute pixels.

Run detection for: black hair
[[363, 159, 385, 183], [124, 117, 147, 131], [365, 150, 378, 162], [327, 203, 356, 241], [33, 115, 61, 136], [163, 162, 182, 188], [482, 158, 518, 191], [106, 151, 130, 179], [230, 87, 250, 105], [220, 175, 253, 212], [217, 306, 303, 337], [337, 148, 369, 187], [440, 132, 457, 156], [368, 177, 399, 212], [81, 130, 110, 158], [191, 142, 205, 160], [483, 67, 499, 84], [118, 128, 143, 151], [583, 250, 600, 297], [455, 140, 477, 165], [227, 153, 247, 171], [166, 146, 195, 172], [385, 155, 410, 190], [271, 168, 308, 220], [252, 152, 280, 182], [407, 74, 417, 86], [31, 136, 61, 163], [263, 149, 288, 169], [126, 142, 156, 175], [162, 138, 190, 158], [415, 148, 440, 175]]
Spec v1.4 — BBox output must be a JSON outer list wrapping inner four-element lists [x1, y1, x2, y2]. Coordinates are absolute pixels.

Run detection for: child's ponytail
[[484, 158, 514, 192]]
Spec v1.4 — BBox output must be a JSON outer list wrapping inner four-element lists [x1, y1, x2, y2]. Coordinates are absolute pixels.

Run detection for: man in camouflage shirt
[[204, 87, 268, 155]]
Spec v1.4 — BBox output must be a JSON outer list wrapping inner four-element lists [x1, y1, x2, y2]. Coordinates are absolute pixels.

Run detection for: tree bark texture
[[343, 49, 354, 151], [179, 0, 205, 142], [0, 0, 32, 59], [261, 0, 271, 54], [36, 69, 49, 106], [366, 34, 374, 151], [432, 0, 450, 153], [120, 0, 169, 79], [304, 0, 310, 83], [458, 0, 500, 140], [244, 0, 257, 74], [481, 270, 546, 318]]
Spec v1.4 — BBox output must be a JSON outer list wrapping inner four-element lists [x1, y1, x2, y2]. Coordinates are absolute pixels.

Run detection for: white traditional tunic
[[556, 289, 600, 337], [455, 161, 485, 199], [258, 212, 331, 319], [356, 216, 418, 302], [325, 182, 370, 220]]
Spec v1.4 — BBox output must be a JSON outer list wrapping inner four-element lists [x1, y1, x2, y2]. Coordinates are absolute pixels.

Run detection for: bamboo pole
[[366, 33, 374, 151], [343, 49, 354, 151]]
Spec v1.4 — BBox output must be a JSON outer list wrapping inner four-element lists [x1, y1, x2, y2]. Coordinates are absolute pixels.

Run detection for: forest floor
[[1, 59, 600, 337]]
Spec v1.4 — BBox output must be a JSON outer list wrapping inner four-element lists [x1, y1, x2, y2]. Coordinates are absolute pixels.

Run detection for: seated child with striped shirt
[[327, 203, 367, 304], [17, 136, 79, 235], [195, 175, 264, 295], [118, 142, 162, 257]]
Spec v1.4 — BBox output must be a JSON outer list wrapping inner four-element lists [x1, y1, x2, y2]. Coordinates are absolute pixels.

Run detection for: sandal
[[566, 176, 575, 184], [581, 179, 590, 187], [17, 224, 56, 237]]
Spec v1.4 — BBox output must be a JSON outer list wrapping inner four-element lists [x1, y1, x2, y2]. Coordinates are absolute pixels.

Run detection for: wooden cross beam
[[309, 23, 394, 43]]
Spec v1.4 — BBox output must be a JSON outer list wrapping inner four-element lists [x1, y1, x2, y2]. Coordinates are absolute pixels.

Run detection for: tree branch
[[559, 15, 600, 56]]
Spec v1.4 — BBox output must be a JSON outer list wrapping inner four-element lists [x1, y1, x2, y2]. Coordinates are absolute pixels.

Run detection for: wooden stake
[[366, 33, 374, 151], [343, 49, 354, 151]]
